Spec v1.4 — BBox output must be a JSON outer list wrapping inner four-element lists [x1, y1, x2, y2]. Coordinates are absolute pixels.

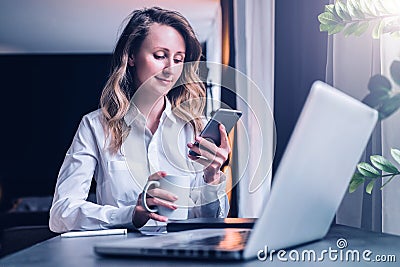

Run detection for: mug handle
[[141, 180, 160, 213]]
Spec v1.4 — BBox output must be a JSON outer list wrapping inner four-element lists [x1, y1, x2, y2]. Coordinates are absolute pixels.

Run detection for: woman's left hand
[[187, 124, 231, 185]]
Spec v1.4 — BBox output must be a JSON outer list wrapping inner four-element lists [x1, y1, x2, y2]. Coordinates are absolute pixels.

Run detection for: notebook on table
[[94, 81, 378, 261]]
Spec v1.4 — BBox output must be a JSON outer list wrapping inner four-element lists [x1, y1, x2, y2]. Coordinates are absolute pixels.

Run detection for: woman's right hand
[[132, 171, 178, 228]]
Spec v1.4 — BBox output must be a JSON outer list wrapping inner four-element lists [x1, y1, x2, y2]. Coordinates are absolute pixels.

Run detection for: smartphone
[[189, 108, 242, 157]]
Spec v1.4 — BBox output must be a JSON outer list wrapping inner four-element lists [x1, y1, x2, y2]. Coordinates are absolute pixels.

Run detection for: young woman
[[49, 7, 230, 232]]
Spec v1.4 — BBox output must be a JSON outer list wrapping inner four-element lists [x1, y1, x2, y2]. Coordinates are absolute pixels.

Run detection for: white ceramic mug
[[141, 175, 190, 220]]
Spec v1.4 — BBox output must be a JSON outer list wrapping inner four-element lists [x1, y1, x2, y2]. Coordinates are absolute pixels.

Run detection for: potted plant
[[318, 0, 400, 193]]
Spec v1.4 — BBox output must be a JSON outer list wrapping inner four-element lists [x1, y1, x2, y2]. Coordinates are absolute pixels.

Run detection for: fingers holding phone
[[187, 108, 241, 184], [188, 124, 230, 161], [187, 124, 232, 184], [188, 108, 242, 157]]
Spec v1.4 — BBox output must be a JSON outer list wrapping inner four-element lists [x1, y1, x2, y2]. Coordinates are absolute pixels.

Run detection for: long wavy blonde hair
[[100, 7, 205, 153]]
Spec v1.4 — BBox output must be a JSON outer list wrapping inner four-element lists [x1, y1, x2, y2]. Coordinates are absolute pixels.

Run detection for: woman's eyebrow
[[153, 47, 186, 54]]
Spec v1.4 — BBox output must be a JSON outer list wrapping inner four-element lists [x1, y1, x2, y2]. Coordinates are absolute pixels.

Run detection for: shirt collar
[[164, 98, 177, 123], [124, 97, 177, 126], [124, 101, 141, 126]]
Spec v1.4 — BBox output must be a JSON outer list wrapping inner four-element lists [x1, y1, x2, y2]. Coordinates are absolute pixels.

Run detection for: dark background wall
[[0, 54, 111, 211], [273, 0, 329, 171]]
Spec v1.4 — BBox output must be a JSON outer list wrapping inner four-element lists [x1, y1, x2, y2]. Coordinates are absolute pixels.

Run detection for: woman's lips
[[155, 76, 173, 83]]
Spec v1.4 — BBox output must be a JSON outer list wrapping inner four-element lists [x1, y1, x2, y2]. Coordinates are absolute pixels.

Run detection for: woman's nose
[[162, 57, 174, 75], [163, 65, 173, 75]]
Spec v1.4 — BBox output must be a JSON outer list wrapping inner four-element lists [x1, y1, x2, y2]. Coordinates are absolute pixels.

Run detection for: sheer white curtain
[[233, 0, 275, 217], [381, 36, 400, 235], [327, 20, 400, 236], [204, 5, 222, 116], [327, 28, 381, 231]]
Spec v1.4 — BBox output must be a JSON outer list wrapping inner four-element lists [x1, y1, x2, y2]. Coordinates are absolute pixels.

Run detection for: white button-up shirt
[[49, 100, 228, 233]]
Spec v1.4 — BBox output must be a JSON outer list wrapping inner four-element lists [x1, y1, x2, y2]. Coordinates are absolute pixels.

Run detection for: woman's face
[[130, 23, 186, 96]]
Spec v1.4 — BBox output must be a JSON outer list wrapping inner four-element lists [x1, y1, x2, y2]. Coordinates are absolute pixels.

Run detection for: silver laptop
[[94, 81, 378, 260]]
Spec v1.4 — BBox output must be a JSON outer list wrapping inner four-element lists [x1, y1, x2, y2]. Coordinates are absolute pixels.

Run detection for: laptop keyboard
[[189, 235, 229, 245], [163, 230, 251, 250]]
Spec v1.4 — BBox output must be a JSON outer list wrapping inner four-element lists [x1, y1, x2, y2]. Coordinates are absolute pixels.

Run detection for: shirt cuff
[[200, 171, 227, 204], [109, 205, 135, 229]]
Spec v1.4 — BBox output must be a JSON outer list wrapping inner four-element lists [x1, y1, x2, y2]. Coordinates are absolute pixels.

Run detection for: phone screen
[[189, 109, 242, 157]]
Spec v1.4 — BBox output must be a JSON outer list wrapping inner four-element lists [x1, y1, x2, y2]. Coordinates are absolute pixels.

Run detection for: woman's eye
[[154, 54, 166, 59], [174, 58, 184, 63]]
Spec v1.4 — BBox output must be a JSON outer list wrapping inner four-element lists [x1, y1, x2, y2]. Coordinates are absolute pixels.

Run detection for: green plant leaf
[[346, 0, 357, 17], [370, 155, 399, 173], [320, 23, 332, 32], [391, 148, 400, 165], [359, 0, 371, 15], [366, 0, 379, 16], [357, 162, 380, 178], [390, 31, 400, 38], [375, 0, 391, 15], [328, 23, 346, 35], [352, 172, 365, 180], [366, 179, 375, 194], [343, 22, 360, 36], [325, 4, 334, 13], [382, 21, 400, 34], [378, 94, 400, 120], [362, 91, 390, 108], [318, 1, 400, 38], [382, 0, 400, 14], [331, 4, 344, 22], [347, 0, 365, 19], [349, 180, 365, 193], [349, 173, 365, 193], [353, 0, 365, 19], [353, 21, 370, 36], [318, 12, 341, 25], [390, 60, 400, 86], [368, 74, 392, 93], [335, 0, 352, 21]]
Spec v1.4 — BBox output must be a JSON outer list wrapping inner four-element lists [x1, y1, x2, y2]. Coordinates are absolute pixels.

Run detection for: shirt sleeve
[[188, 170, 230, 218], [49, 115, 135, 233]]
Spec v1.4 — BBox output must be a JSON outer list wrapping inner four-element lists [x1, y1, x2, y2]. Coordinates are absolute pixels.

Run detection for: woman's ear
[[128, 55, 135, 67]]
